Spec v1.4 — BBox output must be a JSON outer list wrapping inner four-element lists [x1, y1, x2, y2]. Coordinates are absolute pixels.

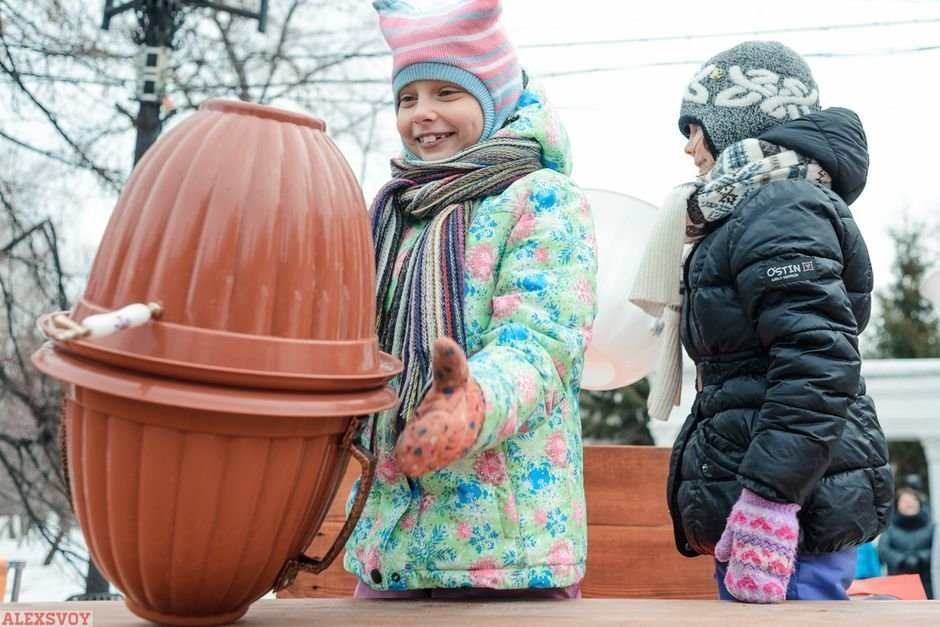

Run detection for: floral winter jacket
[[343, 81, 598, 591]]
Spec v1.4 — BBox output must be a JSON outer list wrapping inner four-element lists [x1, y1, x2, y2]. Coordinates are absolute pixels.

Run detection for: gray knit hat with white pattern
[[678, 41, 821, 157]]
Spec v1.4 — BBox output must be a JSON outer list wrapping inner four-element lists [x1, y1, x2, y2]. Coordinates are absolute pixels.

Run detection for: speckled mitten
[[394, 337, 484, 477], [714, 488, 801, 604]]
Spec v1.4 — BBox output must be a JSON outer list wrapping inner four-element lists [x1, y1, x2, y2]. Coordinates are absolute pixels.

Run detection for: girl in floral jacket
[[344, 0, 597, 599]]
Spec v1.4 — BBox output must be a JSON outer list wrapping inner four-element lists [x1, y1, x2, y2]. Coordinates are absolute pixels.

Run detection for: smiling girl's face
[[397, 80, 485, 160]]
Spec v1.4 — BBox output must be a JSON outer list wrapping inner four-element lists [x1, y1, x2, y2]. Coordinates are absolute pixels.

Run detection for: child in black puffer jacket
[[630, 40, 893, 604]]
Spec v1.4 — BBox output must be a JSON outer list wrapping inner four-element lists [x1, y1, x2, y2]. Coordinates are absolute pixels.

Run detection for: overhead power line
[[4, 19, 939, 93], [285, 15, 940, 60], [9, 41, 938, 91], [538, 43, 940, 78], [517, 16, 940, 49], [1, 71, 131, 87], [3, 42, 135, 60]]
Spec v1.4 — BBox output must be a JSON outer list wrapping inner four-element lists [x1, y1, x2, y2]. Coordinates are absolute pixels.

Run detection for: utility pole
[[61, 0, 270, 603], [102, 0, 269, 165]]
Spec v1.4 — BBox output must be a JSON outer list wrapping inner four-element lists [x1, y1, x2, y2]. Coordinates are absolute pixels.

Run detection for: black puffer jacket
[[667, 107, 893, 557]]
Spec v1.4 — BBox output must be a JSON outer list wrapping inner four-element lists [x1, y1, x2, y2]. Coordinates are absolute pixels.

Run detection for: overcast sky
[[69, 0, 940, 294], [353, 0, 940, 291]]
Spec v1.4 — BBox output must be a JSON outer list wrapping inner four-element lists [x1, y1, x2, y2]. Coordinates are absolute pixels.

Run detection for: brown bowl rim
[[32, 343, 400, 417]]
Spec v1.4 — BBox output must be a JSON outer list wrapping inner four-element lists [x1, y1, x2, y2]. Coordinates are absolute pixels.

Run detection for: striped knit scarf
[[371, 137, 542, 435], [629, 139, 830, 421]]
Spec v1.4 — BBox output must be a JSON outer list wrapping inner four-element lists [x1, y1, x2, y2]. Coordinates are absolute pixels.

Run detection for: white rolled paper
[[80, 303, 155, 338]]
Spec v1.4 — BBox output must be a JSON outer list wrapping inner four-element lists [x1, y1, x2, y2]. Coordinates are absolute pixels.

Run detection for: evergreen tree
[[579, 379, 654, 445], [870, 218, 940, 497], [871, 221, 940, 359]]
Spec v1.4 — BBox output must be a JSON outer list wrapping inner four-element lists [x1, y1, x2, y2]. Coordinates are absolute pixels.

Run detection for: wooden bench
[[6, 598, 940, 626], [8, 598, 940, 626], [278, 445, 715, 599]]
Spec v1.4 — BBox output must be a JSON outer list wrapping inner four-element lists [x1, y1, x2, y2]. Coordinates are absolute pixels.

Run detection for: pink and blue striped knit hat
[[374, 0, 524, 140]]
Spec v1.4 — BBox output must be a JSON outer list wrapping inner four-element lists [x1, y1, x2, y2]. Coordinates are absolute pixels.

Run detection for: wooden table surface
[[2, 598, 938, 626]]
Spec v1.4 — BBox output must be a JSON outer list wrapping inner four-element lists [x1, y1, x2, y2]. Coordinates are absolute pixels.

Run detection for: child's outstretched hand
[[715, 488, 800, 604], [394, 337, 484, 477]]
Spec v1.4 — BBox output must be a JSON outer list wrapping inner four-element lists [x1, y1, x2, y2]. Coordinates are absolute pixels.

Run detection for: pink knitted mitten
[[714, 488, 801, 604], [394, 337, 484, 477]]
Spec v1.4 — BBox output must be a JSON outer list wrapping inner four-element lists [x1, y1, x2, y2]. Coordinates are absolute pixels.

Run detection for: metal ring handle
[[273, 416, 376, 591]]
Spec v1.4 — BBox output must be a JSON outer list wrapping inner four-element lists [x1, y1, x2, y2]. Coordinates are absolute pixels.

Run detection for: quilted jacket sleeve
[[729, 181, 862, 506], [466, 170, 597, 454]]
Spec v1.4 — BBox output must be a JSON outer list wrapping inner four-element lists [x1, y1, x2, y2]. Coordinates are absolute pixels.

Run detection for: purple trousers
[[715, 548, 858, 601], [353, 581, 581, 600]]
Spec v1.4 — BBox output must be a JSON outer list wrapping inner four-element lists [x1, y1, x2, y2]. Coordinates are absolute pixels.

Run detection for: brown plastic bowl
[[38, 312, 402, 392], [75, 98, 382, 381], [34, 344, 393, 625]]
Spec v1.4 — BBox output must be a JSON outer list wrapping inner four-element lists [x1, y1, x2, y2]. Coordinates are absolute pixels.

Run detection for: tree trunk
[[66, 558, 122, 601], [85, 559, 110, 595]]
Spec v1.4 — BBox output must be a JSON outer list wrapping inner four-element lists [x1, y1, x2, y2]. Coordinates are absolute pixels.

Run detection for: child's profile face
[[397, 80, 485, 160], [684, 123, 716, 176]]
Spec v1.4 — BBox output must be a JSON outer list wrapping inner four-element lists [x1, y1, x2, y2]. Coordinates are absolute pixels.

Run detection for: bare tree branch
[[0, 40, 122, 190], [258, 0, 303, 103], [211, 12, 251, 101], [0, 129, 124, 177]]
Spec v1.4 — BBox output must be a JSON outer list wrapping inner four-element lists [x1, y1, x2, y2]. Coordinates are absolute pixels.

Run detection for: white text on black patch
[[764, 259, 817, 284]]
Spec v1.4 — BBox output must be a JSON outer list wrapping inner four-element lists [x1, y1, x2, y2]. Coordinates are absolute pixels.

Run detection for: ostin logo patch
[[765, 259, 816, 283]]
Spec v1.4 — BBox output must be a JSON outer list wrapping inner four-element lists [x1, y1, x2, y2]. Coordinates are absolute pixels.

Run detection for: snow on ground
[[1, 522, 91, 602], [1, 517, 276, 604]]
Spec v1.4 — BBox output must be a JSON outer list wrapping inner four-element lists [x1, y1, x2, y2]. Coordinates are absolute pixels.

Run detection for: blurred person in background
[[879, 487, 936, 598]]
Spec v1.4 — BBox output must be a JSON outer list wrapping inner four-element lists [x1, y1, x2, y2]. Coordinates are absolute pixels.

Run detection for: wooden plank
[[583, 445, 673, 527], [322, 445, 676, 525], [282, 523, 715, 600], [281, 566, 359, 599], [582, 525, 714, 599], [6, 599, 940, 627], [278, 445, 715, 600], [278, 468, 360, 598], [279, 522, 358, 599]]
